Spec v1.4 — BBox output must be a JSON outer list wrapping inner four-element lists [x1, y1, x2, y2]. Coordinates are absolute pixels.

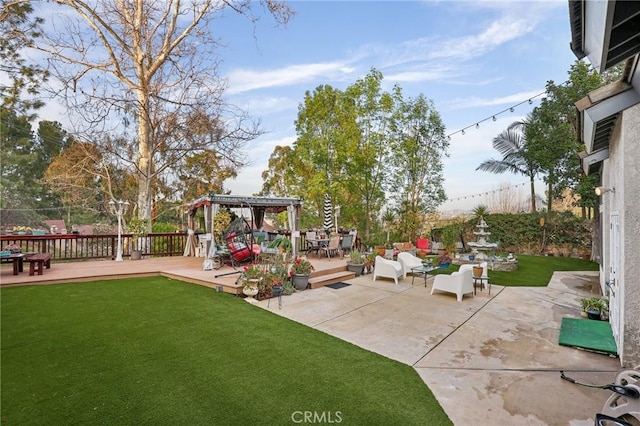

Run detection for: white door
[[609, 212, 621, 350]]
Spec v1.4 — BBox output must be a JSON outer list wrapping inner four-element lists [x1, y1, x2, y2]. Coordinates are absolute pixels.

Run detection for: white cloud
[[428, 18, 536, 62], [446, 90, 544, 109], [242, 96, 298, 115], [226, 62, 356, 94]]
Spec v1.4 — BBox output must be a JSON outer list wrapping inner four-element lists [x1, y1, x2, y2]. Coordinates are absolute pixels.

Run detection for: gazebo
[[184, 193, 303, 259]]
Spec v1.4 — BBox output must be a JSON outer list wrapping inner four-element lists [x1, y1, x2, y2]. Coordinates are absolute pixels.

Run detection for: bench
[[26, 253, 51, 276]]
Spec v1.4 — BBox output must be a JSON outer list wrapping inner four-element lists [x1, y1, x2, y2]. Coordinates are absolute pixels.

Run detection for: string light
[[443, 82, 573, 139], [444, 180, 540, 203]]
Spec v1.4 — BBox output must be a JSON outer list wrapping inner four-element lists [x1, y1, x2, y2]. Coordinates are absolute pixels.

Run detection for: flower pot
[[587, 309, 601, 320], [347, 263, 365, 277], [438, 262, 450, 268], [472, 266, 484, 278], [291, 274, 310, 291], [130, 249, 143, 260], [243, 285, 259, 300]]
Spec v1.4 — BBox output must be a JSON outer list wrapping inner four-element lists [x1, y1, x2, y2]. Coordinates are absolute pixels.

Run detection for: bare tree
[[24, 0, 293, 224], [487, 183, 527, 213]]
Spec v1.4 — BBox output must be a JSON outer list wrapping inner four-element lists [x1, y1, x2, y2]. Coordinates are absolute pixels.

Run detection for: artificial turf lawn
[[427, 253, 598, 287], [1, 277, 452, 425]]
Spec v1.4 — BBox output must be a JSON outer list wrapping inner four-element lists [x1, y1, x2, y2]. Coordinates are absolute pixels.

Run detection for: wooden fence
[[0, 233, 187, 261]]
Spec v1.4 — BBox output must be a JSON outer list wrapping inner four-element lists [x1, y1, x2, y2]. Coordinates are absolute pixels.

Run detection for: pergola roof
[[186, 193, 303, 214]]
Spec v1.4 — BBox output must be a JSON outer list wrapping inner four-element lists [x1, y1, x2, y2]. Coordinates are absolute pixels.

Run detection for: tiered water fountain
[[467, 216, 497, 261]]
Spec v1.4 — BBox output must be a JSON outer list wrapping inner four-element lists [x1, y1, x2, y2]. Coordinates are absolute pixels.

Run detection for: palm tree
[[476, 119, 540, 212]]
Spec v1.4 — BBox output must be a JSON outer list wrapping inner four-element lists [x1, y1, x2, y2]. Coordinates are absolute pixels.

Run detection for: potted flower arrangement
[[289, 257, 314, 290], [127, 217, 148, 260], [242, 264, 265, 300], [363, 253, 376, 274], [13, 226, 31, 235], [436, 253, 452, 268], [346, 250, 365, 276], [3, 244, 22, 254]]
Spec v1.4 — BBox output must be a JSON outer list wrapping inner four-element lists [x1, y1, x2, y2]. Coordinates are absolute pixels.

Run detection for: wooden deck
[[0, 254, 355, 294]]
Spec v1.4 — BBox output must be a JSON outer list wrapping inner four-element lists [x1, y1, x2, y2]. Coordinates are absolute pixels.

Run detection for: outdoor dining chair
[[320, 234, 341, 258]]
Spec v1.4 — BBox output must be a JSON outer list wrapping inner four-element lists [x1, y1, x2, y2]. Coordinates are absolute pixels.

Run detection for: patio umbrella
[[323, 193, 333, 232]]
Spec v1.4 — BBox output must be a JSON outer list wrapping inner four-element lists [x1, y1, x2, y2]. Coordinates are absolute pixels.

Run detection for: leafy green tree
[[477, 118, 541, 212], [0, 2, 48, 114], [388, 91, 448, 241], [260, 145, 294, 197], [0, 108, 37, 225], [288, 84, 356, 227], [343, 69, 392, 241], [526, 61, 604, 212]]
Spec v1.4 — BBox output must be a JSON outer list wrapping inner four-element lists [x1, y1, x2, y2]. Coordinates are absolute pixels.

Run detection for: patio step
[[308, 271, 355, 289]]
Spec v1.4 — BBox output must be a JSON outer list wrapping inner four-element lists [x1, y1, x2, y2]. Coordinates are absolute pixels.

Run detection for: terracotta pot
[[473, 266, 483, 278]]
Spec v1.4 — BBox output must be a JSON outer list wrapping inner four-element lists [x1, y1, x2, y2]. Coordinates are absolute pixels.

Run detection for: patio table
[[1, 253, 25, 275], [410, 264, 439, 287]]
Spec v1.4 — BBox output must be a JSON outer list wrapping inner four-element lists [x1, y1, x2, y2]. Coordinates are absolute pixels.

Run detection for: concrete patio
[[0, 257, 623, 424], [252, 270, 621, 425]]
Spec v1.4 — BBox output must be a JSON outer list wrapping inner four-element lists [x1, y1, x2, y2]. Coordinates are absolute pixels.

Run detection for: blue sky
[[214, 0, 579, 212]]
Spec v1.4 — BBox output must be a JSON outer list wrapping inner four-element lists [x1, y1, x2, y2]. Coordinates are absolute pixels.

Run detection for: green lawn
[[428, 253, 598, 287], [1, 278, 451, 425]]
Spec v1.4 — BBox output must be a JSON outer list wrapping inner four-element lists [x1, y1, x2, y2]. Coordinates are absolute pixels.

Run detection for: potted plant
[[346, 250, 365, 276], [268, 236, 292, 260], [127, 217, 149, 260], [436, 253, 452, 268], [580, 297, 606, 320], [289, 257, 314, 290], [241, 264, 264, 300], [363, 253, 376, 274]]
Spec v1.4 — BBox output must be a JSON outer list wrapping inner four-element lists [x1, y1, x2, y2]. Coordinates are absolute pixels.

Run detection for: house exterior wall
[[602, 103, 640, 367], [620, 104, 640, 367]]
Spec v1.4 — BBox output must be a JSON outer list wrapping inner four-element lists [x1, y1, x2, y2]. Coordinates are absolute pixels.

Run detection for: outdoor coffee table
[[410, 264, 439, 287]]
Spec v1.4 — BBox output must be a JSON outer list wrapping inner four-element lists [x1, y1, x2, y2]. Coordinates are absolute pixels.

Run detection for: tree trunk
[[529, 175, 536, 212], [547, 180, 553, 212], [137, 90, 153, 225]]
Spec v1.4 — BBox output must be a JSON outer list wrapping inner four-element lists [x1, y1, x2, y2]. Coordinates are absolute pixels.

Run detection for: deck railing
[[1, 230, 360, 261], [0, 233, 187, 261]]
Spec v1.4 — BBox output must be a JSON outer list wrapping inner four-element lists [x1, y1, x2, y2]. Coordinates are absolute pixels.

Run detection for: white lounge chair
[[372, 255, 403, 285], [431, 269, 474, 301], [397, 252, 424, 278]]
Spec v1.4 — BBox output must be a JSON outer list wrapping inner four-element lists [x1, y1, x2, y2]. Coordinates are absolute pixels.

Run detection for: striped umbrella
[[323, 193, 333, 232]]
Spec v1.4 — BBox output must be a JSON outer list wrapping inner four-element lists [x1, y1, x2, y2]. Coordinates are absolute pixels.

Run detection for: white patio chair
[[372, 255, 403, 285], [459, 262, 488, 279], [397, 252, 424, 278], [431, 269, 474, 301]]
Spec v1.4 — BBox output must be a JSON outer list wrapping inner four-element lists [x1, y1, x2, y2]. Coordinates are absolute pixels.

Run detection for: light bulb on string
[[461, 129, 465, 135], [510, 107, 515, 113], [528, 99, 533, 104], [492, 116, 496, 121], [475, 123, 479, 129]]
